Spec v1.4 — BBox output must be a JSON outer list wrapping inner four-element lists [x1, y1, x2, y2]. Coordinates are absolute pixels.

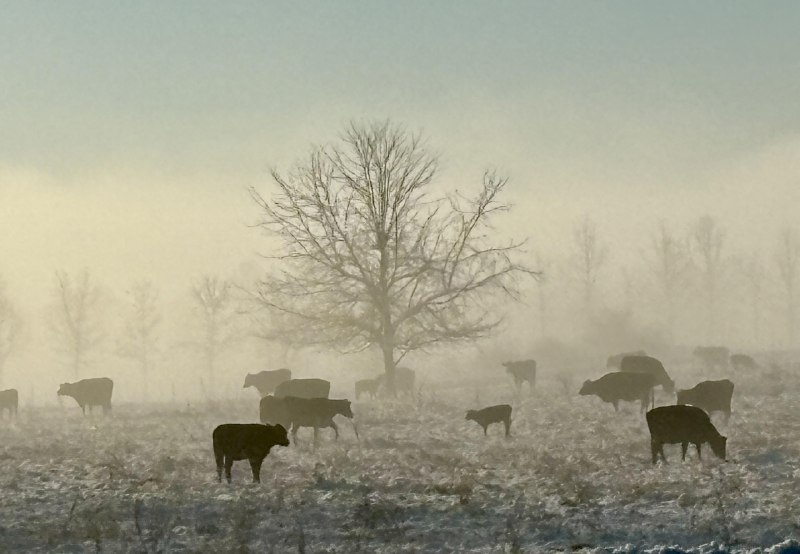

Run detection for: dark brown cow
[[502, 360, 536, 390], [57, 378, 113, 415], [243, 368, 291, 397], [274, 378, 330, 399], [619, 355, 675, 393], [260, 395, 354, 445], [0, 389, 18, 419], [677, 379, 735, 422], [579, 372, 656, 413], [465, 404, 512, 437], [212, 423, 289, 483], [647, 405, 727, 464]]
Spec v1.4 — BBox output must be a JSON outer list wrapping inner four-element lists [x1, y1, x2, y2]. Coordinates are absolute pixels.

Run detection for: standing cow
[[647, 405, 727, 463], [676, 379, 734, 422], [503, 360, 536, 391], [619, 355, 675, 393], [57, 378, 114, 415], [0, 389, 18, 420], [579, 372, 656, 413], [212, 423, 290, 483], [243, 368, 292, 397], [260, 395, 354, 446]]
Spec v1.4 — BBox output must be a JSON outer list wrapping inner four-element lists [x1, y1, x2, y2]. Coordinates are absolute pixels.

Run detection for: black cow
[[502, 360, 536, 390], [730, 354, 758, 372], [619, 355, 675, 393], [355, 378, 381, 400], [260, 395, 354, 445], [243, 368, 291, 397], [274, 378, 331, 399], [0, 389, 18, 419], [646, 405, 727, 464], [579, 372, 656, 413], [677, 379, 735, 422], [694, 346, 730, 372], [606, 350, 647, 369], [466, 404, 512, 437], [57, 378, 113, 415], [212, 423, 289, 483], [376, 366, 416, 397]]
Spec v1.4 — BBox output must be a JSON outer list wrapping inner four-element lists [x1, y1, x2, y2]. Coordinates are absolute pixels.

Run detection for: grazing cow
[[212, 423, 289, 483], [677, 379, 735, 422], [274, 378, 330, 399], [260, 395, 354, 445], [502, 360, 536, 390], [0, 389, 18, 419], [355, 378, 381, 400], [646, 405, 727, 464], [465, 404, 512, 437], [606, 350, 647, 369], [57, 378, 113, 415], [730, 354, 758, 372], [619, 355, 675, 393], [693, 346, 730, 372], [579, 372, 657, 413], [243, 368, 291, 397], [376, 367, 416, 397]]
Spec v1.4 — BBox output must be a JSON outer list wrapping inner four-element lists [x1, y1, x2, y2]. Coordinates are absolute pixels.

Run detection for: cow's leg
[[612, 400, 619, 412], [81, 404, 86, 416], [651, 440, 659, 464], [482, 425, 488, 436], [681, 442, 688, 461], [695, 443, 702, 460], [331, 421, 339, 440], [504, 418, 511, 437], [291, 426, 299, 446], [224, 456, 234, 483], [215, 449, 224, 483], [249, 457, 263, 483]]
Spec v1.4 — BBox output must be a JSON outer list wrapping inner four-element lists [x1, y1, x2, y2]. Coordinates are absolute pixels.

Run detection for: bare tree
[[691, 216, 725, 341], [648, 221, 691, 342], [117, 281, 161, 400], [190, 275, 238, 396], [249, 121, 533, 393], [571, 215, 607, 318], [775, 227, 800, 347], [0, 278, 22, 388], [50, 270, 104, 379]]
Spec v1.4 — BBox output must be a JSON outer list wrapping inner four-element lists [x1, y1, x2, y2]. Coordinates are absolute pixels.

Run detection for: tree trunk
[[381, 337, 396, 397]]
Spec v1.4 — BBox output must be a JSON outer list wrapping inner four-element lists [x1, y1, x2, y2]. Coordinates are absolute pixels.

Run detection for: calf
[[502, 360, 536, 390], [57, 378, 113, 415], [0, 389, 18, 419], [579, 372, 656, 413], [274, 378, 331, 399], [646, 405, 727, 464], [677, 379, 734, 422], [260, 396, 354, 445], [619, 355, 675, 393], [355, 378, 381, 400], [212, 423, 289, 483], [465, 404, 512, 437], [243, 368, 291, 397]]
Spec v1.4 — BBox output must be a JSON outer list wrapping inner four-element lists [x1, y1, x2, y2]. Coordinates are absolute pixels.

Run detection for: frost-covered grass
[[1, 374, 800, 553]]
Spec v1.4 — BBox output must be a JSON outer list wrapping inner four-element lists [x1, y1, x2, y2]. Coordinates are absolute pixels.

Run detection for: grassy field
[[1, 370, 800, 553]]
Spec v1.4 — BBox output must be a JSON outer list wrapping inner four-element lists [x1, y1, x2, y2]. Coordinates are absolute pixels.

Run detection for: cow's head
[[57, 383, 72, 396], [675, 389, 689, 405], [664, 378, 676, 394], [465, 410, 477, 421], [710, 434, 727, 461], [339, 400, 354, 419], [578, 380, 594, 396], [270, 424, 290, 447], [243, 373, 254, 388]]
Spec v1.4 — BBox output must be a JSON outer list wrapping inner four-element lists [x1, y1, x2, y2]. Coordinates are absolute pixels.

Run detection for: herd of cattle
[[0, 348, 765, 481]]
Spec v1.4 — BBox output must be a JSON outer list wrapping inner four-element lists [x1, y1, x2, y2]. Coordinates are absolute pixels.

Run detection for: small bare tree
[[0, 278, 22, 388], [691, 216, 725, 341], [51, 270, 105, 379], [648, 221, 691, 342], [775, 227, 800, 347], [249, 121, 533, 393], [571, 215, 607, 318], [118, 281, 161, 400], [190, 275, 238, 396]]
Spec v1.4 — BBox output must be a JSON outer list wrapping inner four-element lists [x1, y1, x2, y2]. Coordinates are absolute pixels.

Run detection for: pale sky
[[1, 1, 799, 306]]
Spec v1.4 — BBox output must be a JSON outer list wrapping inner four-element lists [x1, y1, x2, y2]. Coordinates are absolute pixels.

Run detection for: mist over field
[[1, 3, 799, 552]]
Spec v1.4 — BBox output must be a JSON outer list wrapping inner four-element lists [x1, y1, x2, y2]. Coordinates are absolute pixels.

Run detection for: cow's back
[[76, 378, 114, 404], [620, 355, 672, 389], [596, 371, 656, 401], [678, 379, 734, 412], [647, 405, 715, 443], [275, 378, 331, 399]]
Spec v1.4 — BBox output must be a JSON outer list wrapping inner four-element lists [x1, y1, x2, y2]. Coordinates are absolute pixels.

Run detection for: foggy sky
[[1, 1, 799, 311]]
